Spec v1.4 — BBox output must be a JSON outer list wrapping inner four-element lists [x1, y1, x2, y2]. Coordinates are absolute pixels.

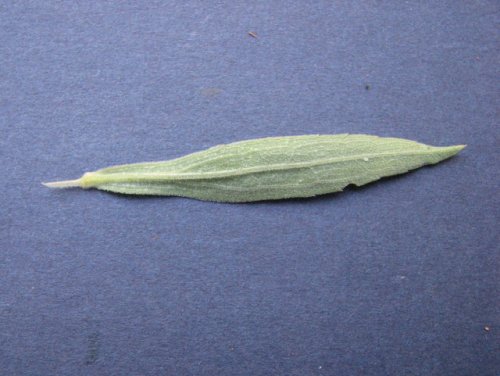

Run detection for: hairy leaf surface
[[44, 134, 465, 202]]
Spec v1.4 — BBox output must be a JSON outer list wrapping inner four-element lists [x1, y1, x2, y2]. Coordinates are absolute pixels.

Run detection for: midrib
[[83, 148, 451, 187]]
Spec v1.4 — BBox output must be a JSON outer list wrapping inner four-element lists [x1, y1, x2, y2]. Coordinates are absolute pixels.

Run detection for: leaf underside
[[78, 134, 464, 202]]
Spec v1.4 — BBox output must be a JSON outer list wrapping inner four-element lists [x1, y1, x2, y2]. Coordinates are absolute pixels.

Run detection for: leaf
[[43, 134, 465, 202]]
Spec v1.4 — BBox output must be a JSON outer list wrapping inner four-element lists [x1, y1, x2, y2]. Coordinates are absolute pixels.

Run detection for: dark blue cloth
[[1, 2, 498, 375]]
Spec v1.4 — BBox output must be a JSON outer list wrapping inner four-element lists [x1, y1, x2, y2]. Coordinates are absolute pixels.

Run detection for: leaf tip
[[450, 144, 467, 154], [434, 144, 466, 159]]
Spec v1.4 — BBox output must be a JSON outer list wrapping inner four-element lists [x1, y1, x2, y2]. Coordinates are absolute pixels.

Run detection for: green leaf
[[43, 134, 465, 202]]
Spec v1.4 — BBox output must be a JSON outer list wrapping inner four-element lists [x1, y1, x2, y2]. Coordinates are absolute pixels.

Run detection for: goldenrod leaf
[[44, 134, 465, 202]]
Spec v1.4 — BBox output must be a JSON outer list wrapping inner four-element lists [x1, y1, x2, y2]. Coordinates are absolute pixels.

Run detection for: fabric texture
[[1, 1, 498, 375]]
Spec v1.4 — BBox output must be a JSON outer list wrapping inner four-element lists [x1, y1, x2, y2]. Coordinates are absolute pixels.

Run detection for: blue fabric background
[[1, 1, 498, 375]]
